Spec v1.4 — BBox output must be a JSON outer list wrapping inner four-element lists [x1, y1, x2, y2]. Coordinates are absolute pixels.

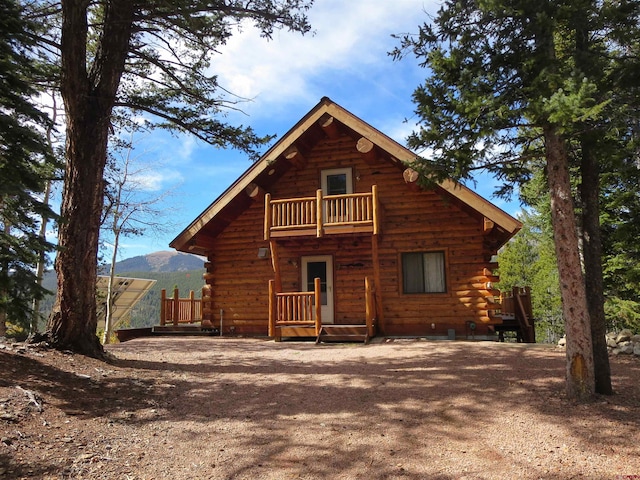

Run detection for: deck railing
[[264, 186, 379, 239], [160, 288, 203, 326], [268, 277, 321, 336], [497, 286, 535, 343]]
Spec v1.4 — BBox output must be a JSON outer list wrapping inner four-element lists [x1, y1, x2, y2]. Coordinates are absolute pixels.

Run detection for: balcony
[[264, 185, 379, 239]]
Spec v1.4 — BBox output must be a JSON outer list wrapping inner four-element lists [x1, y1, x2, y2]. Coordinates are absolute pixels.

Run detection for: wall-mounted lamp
[[257, 247, 269, 259]]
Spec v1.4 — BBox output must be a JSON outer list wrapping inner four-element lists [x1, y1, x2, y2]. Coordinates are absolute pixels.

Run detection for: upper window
[[321, 168, 352, 196], [402, 251, 447, 294]]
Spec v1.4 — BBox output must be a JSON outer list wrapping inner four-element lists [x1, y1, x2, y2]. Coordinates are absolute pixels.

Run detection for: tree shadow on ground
[[2, 337, 639, 479]]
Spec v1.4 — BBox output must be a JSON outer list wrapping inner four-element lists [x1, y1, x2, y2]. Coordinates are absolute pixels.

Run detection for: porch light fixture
[[257, 247, 269, 259]]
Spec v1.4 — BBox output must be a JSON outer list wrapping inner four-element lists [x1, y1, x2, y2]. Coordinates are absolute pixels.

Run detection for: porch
[[268, 276, 378, 343], [493, 286, 536, 343]]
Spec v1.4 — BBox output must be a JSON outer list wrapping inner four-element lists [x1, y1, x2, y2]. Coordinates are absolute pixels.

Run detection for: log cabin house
[[169, 97, 523, 342]]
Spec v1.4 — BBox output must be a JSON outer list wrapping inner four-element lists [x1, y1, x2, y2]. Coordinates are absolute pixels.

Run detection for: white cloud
[[212, 1, 437, 116]]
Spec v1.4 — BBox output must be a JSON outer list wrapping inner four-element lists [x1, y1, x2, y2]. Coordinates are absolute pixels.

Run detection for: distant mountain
[[109, 251, 205, 273]]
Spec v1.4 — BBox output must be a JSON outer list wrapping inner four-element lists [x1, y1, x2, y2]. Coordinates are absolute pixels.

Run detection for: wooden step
[[316, 325, 370, 344]]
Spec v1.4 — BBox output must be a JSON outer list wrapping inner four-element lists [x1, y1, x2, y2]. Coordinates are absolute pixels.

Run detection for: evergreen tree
[[393, 0, 640, 399], [22, 0, 313, 357], [0, 0, 58, 337]]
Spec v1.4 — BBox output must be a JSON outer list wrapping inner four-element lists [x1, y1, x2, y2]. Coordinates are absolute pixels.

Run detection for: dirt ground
[[1, 336, 639, 480]]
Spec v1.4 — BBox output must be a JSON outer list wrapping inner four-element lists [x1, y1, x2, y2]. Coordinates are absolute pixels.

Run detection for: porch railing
[[264, 185, 379, 239], [497, 286, 535, 343], [160, 288, 203, 326], [268, 277, 321, 336]]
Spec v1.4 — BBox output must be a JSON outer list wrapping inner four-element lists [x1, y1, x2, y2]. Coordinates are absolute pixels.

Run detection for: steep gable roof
[[170, 97, 521, 254]]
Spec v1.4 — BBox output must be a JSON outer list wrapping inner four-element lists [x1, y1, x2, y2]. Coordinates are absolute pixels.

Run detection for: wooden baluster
[[173, 288, 179, 326]]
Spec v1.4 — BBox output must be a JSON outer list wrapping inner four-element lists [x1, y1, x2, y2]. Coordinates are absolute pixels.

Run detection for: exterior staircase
[[316, 324, 370, 344]]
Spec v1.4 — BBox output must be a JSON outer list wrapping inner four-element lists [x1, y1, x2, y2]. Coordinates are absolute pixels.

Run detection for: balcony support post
[[316, 189, 324, 237]]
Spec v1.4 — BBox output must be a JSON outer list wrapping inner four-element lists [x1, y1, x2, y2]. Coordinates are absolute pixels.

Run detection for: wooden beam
[[269, 240, 282, 292], [245, 183, 265, 201], [316, 189, 324, 237], [268, 280, 276, 338], [284, 145, 307, 168], [403, 167, 421, 192], [372, 184, 380, 236], [318, 114, 340, 139], [356, 137, 378, 164], [264, 193, 271, 241], [483, 217, 495, 234], [371, 235, 384, 326]]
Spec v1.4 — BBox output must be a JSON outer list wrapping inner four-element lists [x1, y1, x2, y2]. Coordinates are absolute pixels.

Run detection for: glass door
[[301, 255, 334, 324]]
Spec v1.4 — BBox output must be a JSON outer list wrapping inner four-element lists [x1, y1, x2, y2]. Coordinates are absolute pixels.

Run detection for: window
[[402, 251, 447, 293], [321, 168, 353, 223], [321, 168, 352, 196]]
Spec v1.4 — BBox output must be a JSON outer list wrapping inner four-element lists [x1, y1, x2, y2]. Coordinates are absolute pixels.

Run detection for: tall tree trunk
[[47, 108, 109, 356], [545, 127, 595, 400], [1, 209, 10, 338], [580, 136, 613, 394], [45, 0, 135, 357], [571, 3, 613, 396]]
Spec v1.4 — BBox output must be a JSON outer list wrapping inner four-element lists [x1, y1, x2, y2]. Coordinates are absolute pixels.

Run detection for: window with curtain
[[402, 251, 447, 293]]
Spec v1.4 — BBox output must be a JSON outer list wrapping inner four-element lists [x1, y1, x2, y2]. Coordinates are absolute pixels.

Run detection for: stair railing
[[269, 278, 322, 337]]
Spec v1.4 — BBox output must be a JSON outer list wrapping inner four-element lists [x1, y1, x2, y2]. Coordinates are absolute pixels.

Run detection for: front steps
[[316, 324, 370, 344]]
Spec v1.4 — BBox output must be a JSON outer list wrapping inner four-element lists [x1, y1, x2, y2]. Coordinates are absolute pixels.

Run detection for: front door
[[301, 255, 334, 324]]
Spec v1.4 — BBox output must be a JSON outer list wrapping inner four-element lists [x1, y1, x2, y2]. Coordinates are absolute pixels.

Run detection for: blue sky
[[107, 0, 520, 260]]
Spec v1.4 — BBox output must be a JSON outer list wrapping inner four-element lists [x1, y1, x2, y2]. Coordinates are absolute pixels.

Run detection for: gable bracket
[[403, 167, 421, 192], [283, 145, 307, 169], [356, 137, 382, 165], [318, 114, 341, 139], [483, 217, 495, 235]]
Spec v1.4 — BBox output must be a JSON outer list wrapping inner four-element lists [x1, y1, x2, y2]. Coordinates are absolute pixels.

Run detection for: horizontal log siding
[[372, 158, 494, 335], [203, 133, 496, 335]]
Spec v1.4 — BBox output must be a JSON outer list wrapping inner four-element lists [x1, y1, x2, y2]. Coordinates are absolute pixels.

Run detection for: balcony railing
[[264, 185, 379, 239]]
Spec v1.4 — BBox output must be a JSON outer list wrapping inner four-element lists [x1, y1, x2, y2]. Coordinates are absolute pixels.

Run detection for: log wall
[[203, 132, 499, 337]]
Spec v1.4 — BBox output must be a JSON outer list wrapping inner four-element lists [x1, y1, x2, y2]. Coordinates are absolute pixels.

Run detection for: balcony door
[[301, 255, 334, 324], [321, 168, 353, 224]]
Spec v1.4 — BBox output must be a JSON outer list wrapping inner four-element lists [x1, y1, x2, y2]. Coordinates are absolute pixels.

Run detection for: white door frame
[[301, 255, 334, 324], [321, 168, 353, 196]]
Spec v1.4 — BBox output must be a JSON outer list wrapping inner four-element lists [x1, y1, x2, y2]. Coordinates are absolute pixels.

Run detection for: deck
[[494, 287, 536, 343], [264, 186, 379, 240]]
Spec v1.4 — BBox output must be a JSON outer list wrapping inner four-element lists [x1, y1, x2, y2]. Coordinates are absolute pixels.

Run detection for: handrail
[[269, 277, 322, 337], [264, 186, 379, 239]]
